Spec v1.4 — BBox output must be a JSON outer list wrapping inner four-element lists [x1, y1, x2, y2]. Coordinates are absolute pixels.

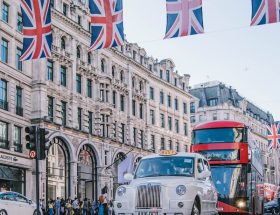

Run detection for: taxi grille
[[136, 184, 161, 209]]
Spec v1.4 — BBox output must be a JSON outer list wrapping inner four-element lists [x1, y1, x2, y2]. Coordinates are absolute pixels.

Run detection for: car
[[114, 151, 218, 215], [0, 191, 41, 215], [264, 199, 280, 215]]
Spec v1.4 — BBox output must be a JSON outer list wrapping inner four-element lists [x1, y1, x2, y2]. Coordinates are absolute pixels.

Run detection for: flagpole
[[105, 147, 134, 170]]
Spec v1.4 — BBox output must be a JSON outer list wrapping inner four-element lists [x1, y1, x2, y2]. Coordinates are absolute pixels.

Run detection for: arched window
[[101, 59, 106, 73], [88, 53, 92, 64], [139, 81, 143, 91], [112, 66, 115, 77], [61, 37, 66, 50], [77, 46, 81, 59], [120, 70, 124, 83]]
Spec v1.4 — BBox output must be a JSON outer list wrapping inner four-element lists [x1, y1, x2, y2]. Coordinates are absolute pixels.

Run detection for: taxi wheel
[[0, 210, 8, 215], [191, 200, 200, 215]]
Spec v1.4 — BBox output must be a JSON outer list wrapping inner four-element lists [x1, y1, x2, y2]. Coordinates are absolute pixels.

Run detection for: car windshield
[[134, 156, 194, 178]]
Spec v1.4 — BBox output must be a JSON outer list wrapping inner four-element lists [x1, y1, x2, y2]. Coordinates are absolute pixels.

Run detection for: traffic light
[[38, 128, 50, 160], [25, 126, 37, 159]]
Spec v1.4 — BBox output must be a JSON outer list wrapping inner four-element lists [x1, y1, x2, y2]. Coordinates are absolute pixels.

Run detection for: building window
[[63, 3, 68, 16], [183, 102, 187, 114], [149, 87, 154, 100], [160, 91, 164, 105], [151, 135, 155, 152], [160, 70, 163, 79], [132, 100, 136, 116], [87, 53, 92, 64], [139, 103, 143, 119], [16, 48, 22, 71], [17, 13, 22, 32], [0, 79, 8, 111], [149, 64, 152, 71], [139, 81, 143, 91], [176, 142, 179, 152], [112, 66, 115, 78], [168, 140, 172, 150], [213, 113, 218, 120], [14, 126, 22, 153], [184, 145, 188, 152], [140, 130, 144, 148], [150, 109, 155, 125], [121, 123, 125, 143], [140, 56, 143, 64], [190, 102, 195, 113], [167, 95, 171, 107], [182, 82, 185, 90], [101, 114, 109, 137], [61, 37, 66, 49], [160, 113, 165, 128], [77, 15, 81, 25], [2, 2, 9, 23], [0, 121, 8, 149], [76, 74, 82, 94], [101, 59, 105, 72], [184, 123, 188, 136], [224, 113, 230, 120], [133, 127, 137, 145], [1, 38, 8, 63], [160, 137, 165, 150], [88, 111, 93, 134], [174, 98, 178, 110], [87, 79, 92, 98], [78, 108, 82, 130], [120, 70, 124, 83], [120, 95, 125, 111], [16, 87, 23, 116], [112, 91, 116, 108], [174, 78, 177, 86], [60, 66, 67, 86], [190, 116, 196, 123], [77, 46, 81, 59], [208, 98, 218, 107], [175, 119, 179, 133], [48, 96, 54, 121], [133, 50, 136, 60], [47, 60, 53, 81], [168, 116, 172, 131], [61, 101, 67, 126], [166, 70, 170, 82]]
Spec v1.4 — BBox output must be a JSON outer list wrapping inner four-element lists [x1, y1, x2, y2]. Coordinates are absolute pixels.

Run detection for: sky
[[123, 0, 280, 121]]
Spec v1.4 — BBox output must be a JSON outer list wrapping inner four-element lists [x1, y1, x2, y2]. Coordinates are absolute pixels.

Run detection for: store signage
[[0, 152, 32, 167], [0, 154, 19, 162]]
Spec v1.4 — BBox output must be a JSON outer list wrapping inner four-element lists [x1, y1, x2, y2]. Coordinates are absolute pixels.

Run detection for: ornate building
[[190, 81, 279, 185], [0, 0, 192, 201]]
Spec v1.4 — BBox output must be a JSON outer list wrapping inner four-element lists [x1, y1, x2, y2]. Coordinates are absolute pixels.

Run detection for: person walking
[[65, 199, 72, 215], [108, 201, 113, 215], [72, 197, 80, 215], [60, 198, 65, 215], [82, 198, 89, 215], [48, 200, 54, 215], [98, 196, 104, 215], [55, 197, 61, 215]]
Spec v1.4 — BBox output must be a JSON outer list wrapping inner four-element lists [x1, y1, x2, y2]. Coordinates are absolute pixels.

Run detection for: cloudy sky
[[123, 0, 280, 120]]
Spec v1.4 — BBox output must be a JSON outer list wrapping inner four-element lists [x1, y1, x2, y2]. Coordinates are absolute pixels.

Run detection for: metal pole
[[36, 126, 40, 215]]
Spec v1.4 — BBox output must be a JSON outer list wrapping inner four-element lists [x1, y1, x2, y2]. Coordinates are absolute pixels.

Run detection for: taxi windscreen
[[134, 157, 194, 178]]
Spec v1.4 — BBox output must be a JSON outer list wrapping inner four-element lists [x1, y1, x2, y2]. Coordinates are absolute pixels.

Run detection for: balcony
[[16, 106, 23, 116], [0, 139, 9, 149], [0, 99, 8, 111]]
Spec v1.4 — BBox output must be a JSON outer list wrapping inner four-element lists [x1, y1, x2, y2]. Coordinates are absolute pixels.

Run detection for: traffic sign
[[29, 150, 37, 159]]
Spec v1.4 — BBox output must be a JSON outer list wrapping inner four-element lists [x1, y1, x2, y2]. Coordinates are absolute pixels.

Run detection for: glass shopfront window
[[0, 165, 25, 195]]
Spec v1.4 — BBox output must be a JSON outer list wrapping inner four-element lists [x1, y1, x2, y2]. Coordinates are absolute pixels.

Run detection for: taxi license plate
[[138, 212, 158, 215]]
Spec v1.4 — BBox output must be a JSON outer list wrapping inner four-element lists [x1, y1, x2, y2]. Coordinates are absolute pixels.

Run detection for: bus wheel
[[191, 200, 200, 215]]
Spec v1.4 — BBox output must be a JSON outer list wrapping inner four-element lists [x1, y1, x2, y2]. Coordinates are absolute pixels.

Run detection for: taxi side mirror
[[198, 170, 211, 180], [124, 173, 134, 181]]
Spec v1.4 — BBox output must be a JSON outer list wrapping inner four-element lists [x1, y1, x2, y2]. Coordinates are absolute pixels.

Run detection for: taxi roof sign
[[159, 150, 177, 156]]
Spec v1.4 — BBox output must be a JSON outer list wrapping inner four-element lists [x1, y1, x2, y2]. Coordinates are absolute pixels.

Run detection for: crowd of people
[[40, 195, 114, 215]]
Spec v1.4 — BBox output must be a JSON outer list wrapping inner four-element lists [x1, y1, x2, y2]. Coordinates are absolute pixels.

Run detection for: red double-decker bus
[[191, 121, 264, 215]]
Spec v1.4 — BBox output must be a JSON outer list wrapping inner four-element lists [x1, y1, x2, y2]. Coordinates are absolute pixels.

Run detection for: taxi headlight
[[117, 186, 126, 196], [176, 185, 186, 195]]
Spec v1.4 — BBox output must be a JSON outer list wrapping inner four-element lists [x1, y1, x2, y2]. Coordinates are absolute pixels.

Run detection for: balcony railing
[[0, 138, 9, 149], [16, 106, 23, 116], [0, 99, 8, 111]]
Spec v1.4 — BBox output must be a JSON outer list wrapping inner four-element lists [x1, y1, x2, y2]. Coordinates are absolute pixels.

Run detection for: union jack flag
[[251, 0, 280, 26], [89, 0, 124, 51], [20, 0, 52, 61], [267, 122, 280, 149], [164, 0, 204, 39]]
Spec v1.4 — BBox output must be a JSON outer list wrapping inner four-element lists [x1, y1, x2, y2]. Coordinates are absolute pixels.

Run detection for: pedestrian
[[61, 198, 65, 215], [82, 198, 89, 215], [65, 199, 72, 215], [90, 200, 96, 215], [55, 197, 61, 215], [98, 196, 104, 215], [108, 201, 113, 215], [48, 199, 54, 215], [72, 197, 80, 215]]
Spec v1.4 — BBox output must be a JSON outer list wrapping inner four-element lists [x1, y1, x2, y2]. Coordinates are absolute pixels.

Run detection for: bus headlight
[[117, 186, 126, 196], [237, 200, 246, 208], [176, 185, 186, 195]]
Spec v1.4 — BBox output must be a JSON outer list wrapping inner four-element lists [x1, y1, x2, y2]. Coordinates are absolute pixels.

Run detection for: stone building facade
[[0, 0, 192, 201], [190, 81, 279, 185]]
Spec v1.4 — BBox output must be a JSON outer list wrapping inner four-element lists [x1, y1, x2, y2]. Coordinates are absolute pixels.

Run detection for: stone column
[[70, 161, 78, 199]]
